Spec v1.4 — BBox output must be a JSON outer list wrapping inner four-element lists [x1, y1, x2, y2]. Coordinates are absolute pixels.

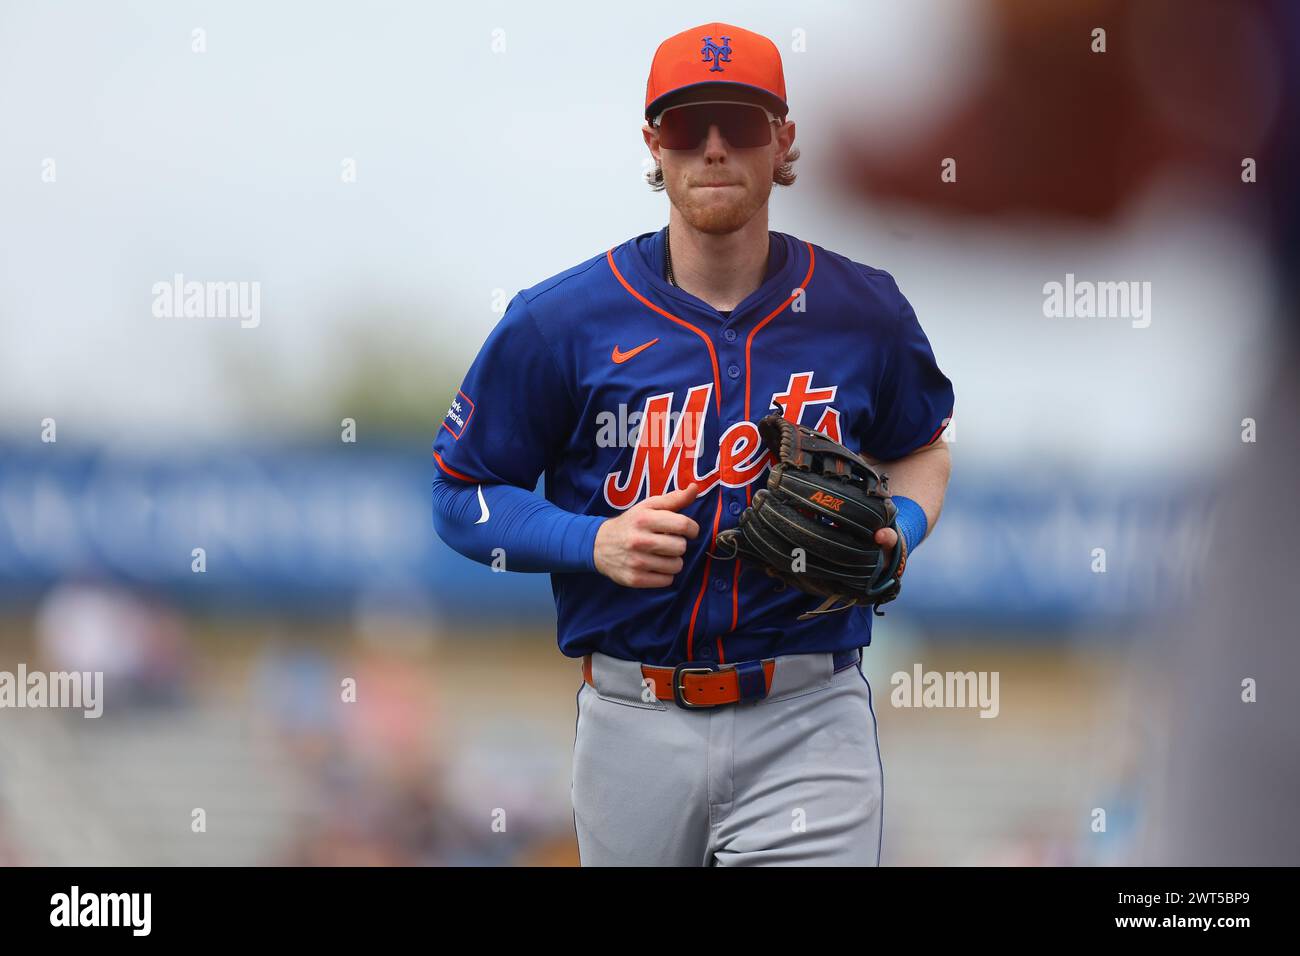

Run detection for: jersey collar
[[623, 226, 801, 324]]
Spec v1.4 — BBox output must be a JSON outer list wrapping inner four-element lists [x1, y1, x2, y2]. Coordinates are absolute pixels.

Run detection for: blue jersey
[[433, 226, 954, 666]]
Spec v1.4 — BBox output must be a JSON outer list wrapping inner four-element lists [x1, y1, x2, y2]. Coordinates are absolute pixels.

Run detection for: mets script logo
[[701, 35, 732, 72], [603, 371, 842, 509]]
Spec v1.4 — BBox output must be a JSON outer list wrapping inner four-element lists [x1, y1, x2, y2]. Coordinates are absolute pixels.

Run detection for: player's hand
[[874, 526, 903, 575], [594, 483, 701, 588]]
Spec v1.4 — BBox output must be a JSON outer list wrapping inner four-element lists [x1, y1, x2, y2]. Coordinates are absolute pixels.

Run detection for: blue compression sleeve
[[891, 495, 928, 556], [431, 471, 606, 573]]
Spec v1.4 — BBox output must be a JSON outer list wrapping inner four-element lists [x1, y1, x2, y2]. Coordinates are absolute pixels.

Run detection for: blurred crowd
[[0, 583, 578, 866]]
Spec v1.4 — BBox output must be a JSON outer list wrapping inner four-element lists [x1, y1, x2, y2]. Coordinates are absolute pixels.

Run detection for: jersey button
[[723, 328, 737, 342], [727, 364, 740, 379], [713, 578, 729, 592], [729, 501, 742, 516]]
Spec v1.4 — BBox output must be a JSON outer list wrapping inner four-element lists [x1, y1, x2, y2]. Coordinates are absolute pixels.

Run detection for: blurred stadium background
[[1, 0, 1295, 865]]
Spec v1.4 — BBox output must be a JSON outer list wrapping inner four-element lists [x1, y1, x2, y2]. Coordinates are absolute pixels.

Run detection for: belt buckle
[[671, 662, 719, 709]]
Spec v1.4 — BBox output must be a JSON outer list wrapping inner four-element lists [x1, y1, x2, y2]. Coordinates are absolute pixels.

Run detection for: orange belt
[[583, 654, 777, 709]]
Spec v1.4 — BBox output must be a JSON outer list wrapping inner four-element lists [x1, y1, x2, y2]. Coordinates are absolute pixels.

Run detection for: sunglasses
[[652, 100, 782, 150]]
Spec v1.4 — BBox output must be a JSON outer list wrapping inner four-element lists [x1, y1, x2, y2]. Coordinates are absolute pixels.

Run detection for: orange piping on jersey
[[606, 249, 722, 417], [729, 241, 817, 641], [686, 492, 724, 659], [713, 516, 744, 663], [923, 411, 954, 449], [744, 242, 817, 422], [608, 245, 727, 659], [433, 449, 478, 483]]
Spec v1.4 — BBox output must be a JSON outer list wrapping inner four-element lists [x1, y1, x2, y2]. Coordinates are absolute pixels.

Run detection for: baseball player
[[432, 22, 954, 866]]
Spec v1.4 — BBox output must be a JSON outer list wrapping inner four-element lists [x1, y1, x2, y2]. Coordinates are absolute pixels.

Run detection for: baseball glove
[[713, 414, 906, 619]]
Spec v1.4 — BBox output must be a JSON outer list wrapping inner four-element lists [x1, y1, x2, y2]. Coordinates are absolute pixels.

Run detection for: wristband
[[891, 495, 928, 557]]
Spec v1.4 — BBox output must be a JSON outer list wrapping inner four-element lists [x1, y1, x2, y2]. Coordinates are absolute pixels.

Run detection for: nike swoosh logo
[[611, 338, 659, 364], [475, 484, 490, 524]]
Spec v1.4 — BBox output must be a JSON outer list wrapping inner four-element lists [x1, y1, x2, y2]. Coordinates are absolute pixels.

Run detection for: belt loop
[[734, 659, 767, 701], [831, 648, 862, 674]]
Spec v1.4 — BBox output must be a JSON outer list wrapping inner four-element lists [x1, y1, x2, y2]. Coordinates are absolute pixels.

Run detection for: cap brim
[[646, 81, 788, 122]]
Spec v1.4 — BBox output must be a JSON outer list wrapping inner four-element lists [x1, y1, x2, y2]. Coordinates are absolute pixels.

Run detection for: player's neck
[[664, 210, 771, 312]]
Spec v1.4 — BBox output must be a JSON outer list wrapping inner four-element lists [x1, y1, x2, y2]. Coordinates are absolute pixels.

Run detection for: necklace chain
[[664, 225, 677, 287], [664, 224, 773, 294]]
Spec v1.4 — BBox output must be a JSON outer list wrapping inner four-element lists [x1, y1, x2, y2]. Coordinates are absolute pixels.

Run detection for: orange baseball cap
[[644, 23, 788, 123]]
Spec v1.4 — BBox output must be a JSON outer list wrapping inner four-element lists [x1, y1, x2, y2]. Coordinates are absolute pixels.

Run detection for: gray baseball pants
[[571, 649, 883, 866]]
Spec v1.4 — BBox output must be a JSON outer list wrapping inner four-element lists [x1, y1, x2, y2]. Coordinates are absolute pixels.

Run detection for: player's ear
[[643, 123, 661, 160], [775, 119, 796, 160]]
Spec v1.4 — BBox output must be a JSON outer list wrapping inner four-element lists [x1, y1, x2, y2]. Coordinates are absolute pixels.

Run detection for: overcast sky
[[0, 1, 1277, 477]]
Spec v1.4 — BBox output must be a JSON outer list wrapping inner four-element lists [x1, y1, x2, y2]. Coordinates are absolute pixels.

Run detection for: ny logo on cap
[[701, 35, 732, 72]]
